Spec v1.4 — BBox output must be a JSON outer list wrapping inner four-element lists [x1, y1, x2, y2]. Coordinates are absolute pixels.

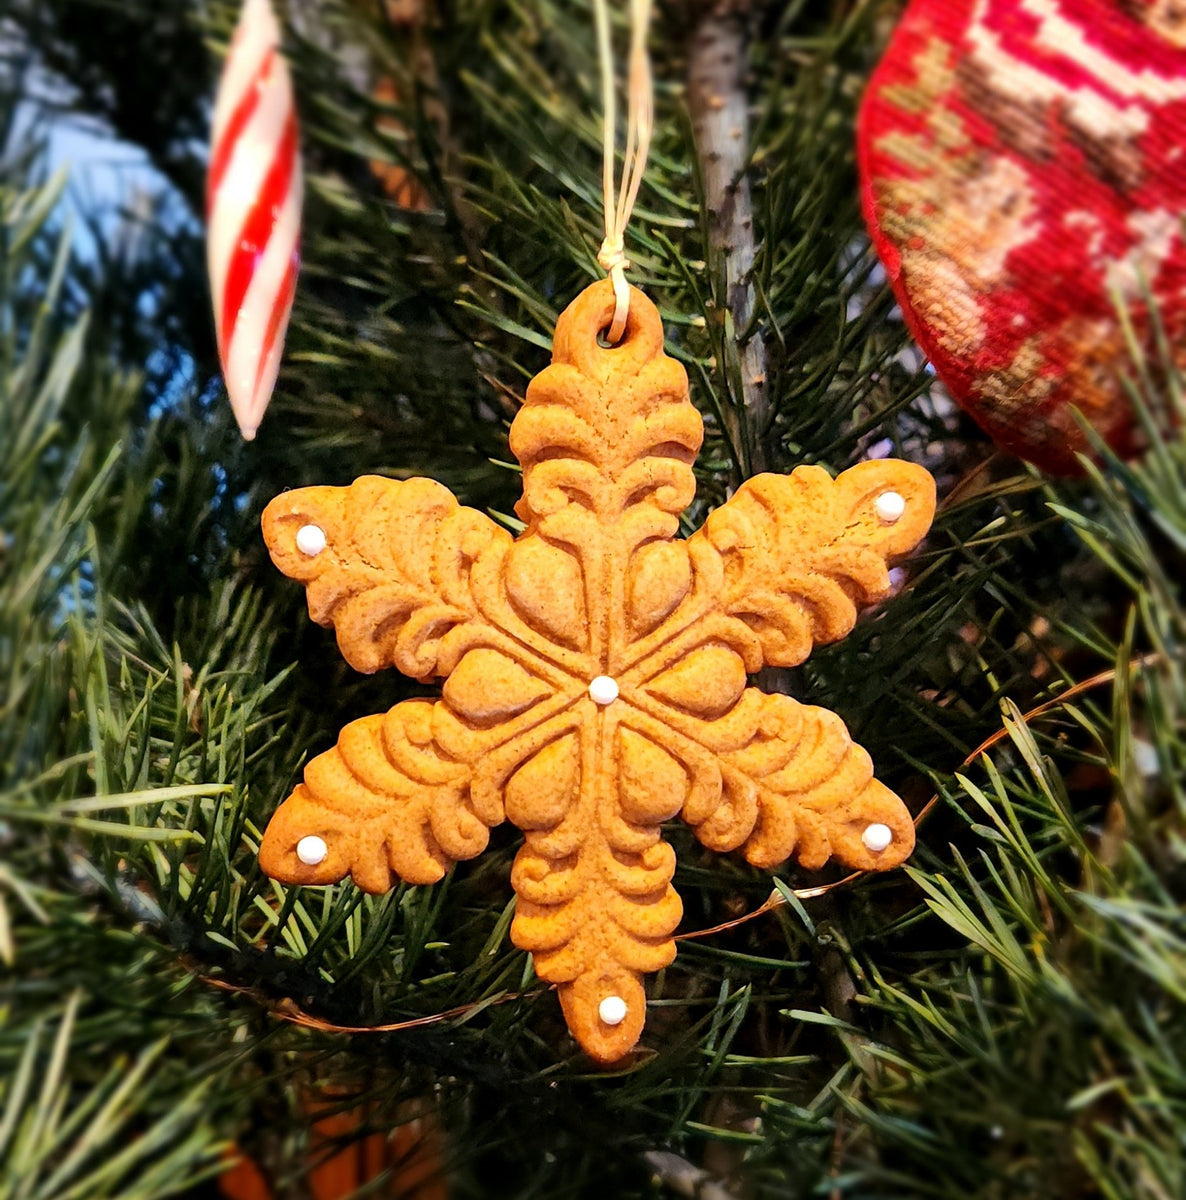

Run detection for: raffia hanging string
[[594, 0, 654, 344]]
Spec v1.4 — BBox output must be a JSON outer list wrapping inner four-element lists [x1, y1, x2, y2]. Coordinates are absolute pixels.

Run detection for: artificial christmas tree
[[2, 1, 1184, 1197]]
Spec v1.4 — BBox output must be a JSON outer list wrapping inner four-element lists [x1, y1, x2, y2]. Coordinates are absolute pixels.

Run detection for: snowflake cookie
[[258, 280, 936, 1063]]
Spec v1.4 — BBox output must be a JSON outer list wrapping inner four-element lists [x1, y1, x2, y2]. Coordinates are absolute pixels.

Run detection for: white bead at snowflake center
[[296, 835, 328, 865], [862, 823, 893, 853], [588, 676, 620, 706], [875, 491, 906, 524], [295, 524, 327, 556], [599, 995, 628, 1026]]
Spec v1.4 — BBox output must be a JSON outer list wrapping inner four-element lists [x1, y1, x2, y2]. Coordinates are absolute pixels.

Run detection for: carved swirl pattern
[[258, 279, 937, 1063]]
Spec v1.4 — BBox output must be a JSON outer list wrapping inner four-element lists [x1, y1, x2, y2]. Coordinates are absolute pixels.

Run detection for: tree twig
[[686, 0, 769, 481]]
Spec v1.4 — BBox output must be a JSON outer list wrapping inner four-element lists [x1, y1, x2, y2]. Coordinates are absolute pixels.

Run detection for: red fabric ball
[[858, 0, 1186, 473]]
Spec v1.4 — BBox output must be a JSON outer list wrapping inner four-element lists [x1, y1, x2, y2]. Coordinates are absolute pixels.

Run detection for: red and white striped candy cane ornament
[[207, 0, 302, 441]]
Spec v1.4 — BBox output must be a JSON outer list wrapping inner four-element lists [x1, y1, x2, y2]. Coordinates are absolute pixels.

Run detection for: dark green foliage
[[3, 1, 1185, 1197]]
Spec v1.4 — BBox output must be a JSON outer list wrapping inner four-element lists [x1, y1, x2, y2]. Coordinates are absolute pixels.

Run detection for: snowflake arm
[[261, 475, 511, 680], [259, 700, 496, 893], [711, 691, 916, 871], [690, 461, 936, 669]]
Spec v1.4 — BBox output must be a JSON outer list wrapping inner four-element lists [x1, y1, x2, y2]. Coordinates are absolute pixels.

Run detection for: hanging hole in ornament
[[597, 324, 627, 349]]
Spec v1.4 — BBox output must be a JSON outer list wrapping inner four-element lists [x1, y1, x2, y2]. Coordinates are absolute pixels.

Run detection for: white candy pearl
[[588, 676, 619, 706], [295, 524, 327, 556], [599, 995, 627, 1026], [874, 491, 906, 524], [296, 835, 328, 865], [862, 823, 893, 853]]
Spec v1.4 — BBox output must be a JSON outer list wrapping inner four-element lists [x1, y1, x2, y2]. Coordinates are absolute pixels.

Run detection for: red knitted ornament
[[858, 0, 1186, 473]]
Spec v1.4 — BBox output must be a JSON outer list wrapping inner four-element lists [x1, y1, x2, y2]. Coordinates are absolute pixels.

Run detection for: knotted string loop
[[594, 0, 654, 344]]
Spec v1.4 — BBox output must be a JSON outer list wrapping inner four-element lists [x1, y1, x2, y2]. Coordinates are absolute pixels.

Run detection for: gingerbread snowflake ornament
[[258, 281, 935, 1064]]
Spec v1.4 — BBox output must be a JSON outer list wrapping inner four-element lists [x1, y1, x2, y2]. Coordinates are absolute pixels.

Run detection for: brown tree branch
[[686, 0, 770, 481]]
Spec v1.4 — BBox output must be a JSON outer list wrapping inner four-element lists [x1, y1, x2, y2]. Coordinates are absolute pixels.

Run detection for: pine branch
[[0, 997, 225, 1199]]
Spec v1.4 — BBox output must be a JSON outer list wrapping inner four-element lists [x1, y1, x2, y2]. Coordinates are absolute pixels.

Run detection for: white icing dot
[[599, 995, 627, 1026], [588, 676, 620, 706], [295, 524, 327, 556], [875, 491, 906, 524], [296, 835, 328, 865], [862, 823, 893, 853]]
